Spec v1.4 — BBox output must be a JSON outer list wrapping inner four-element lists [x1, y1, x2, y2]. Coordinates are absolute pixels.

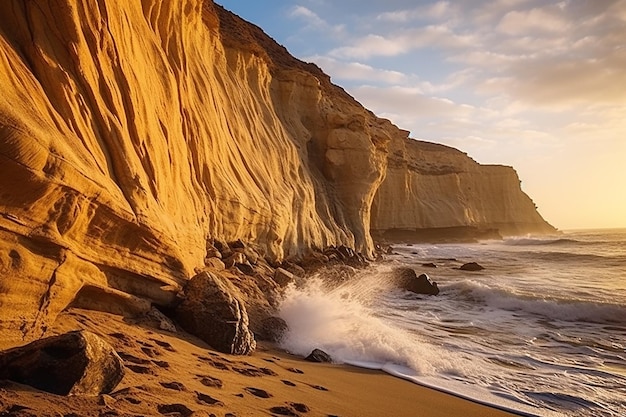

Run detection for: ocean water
[[277, 229, 626, 417]]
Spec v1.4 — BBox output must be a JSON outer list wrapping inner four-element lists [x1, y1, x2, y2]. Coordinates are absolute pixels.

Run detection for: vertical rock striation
[[0, 1, 553, 348], [0, 0, 389, 346], [371, 139, 556, 240]]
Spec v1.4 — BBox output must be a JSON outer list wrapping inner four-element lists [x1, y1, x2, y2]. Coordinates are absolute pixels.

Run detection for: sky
[[217, 0, 626, 230]]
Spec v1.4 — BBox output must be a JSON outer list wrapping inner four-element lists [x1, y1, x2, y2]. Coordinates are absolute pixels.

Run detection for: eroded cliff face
[[0, 0, 553, 348], [0, 0, 393, 346], [371, 139, 556, 240]]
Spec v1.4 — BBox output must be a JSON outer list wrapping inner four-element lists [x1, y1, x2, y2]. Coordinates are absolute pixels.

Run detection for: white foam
[[448, 279, 626, 324], [276, 267, 565, 416]]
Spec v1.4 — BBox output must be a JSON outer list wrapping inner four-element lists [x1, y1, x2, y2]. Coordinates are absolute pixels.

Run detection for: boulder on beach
[[395, 268, 440, 296], [175, 271, 256, 355], [459, 262, 485, 271], [257, 316, 289, 343], [305, 348, 333, 363], [0, 330, 124, 396]]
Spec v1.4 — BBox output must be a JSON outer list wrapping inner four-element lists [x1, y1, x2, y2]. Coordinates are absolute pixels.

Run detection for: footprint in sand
[[125, 364, 154, 375], [245, 387, 273, 398], [198, 356, 230, 370], [196, 375, 223, 388], [195, 392, 224, 406], [150, 338, 177, 352], [141, 346, 160, 357], [232, 365, 277, 377], [156, 403, 193, 417], [307, 384, 328, 391], [159, 381, 186, 391], [269, 403, 311, 416], [152, 360, 170, 368], [290, 403, 310, 413], [287, 367, 304, 374], [118, 352, 152, 365], [281, 380, 296, 387], [269, 405, 299, 416]]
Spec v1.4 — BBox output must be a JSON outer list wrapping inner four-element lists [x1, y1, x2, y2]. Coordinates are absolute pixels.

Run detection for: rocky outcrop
[[0, 330, 124, 395], [395, 268, 440, 296], [175, 271, 256, 355], [459, 262, 485, 271], [0, 0, 390, 347], [371, 140, 556, 241], [0, 0, 554, 348]]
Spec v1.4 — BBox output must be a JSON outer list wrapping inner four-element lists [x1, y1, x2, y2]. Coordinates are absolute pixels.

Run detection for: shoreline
[[0, 308, 526, 417]]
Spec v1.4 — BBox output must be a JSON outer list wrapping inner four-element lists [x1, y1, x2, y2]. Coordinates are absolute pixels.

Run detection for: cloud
[[304, 56, 409, 84], [350, 85, 473, 119], [329, 34, 409, 59], [289, 6, 325, 26], [329, 24, 475, 59], [376, 1, 454, 23], [496, 7, 570, 35], [288, 5, 345, 35]]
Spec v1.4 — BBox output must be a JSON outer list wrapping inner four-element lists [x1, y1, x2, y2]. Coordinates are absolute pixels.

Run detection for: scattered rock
[[256, 316, 288, 342], [395, 268, 440, 296], [204, 257, 226, 270], [235, 262, 255, 275], [0, 330, 124, 396], [459, 262, 485, 271], [305, 349, 332, 363], [205, 244, 222, 259], [146, 307, 177, 333], [273, 268, 297, 288], [422, 262, 437, 268], [229, 239, 246, 249], [222, 252, 247, 269], [282, 262, 305, 278], [213, 240, 233, 258], [175, 271, 256, 355]]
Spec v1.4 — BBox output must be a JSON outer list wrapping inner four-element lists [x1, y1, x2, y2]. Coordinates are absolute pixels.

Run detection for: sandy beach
[[1, 308, 521, 417]]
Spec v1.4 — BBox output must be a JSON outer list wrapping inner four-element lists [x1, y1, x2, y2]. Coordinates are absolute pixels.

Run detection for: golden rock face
[[370, 139, 556, 236], [0, 1, 553, 348], [0, 0, 390, 346]]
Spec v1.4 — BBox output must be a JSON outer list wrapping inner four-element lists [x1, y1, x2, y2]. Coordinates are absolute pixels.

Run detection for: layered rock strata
[[0, 0, 553, 348], [371, 139, 555, 240], [0, 0, 393, 346]]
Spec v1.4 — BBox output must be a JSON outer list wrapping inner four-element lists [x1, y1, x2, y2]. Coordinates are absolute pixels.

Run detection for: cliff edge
[[0, 0, 553, 348], [371, 139, 556, 241]]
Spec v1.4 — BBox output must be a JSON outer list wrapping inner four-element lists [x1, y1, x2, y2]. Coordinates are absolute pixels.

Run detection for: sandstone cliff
[[371, 139, 556, 240], [0, 0, 552, 348]]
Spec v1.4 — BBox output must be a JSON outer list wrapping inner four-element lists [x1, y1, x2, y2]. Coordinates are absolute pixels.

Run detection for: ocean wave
[[447, 280, 626, 324], [504, 237, 581, 246]]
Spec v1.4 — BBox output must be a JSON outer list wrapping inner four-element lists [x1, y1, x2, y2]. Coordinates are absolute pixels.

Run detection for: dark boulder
[[0, 330, 124, 395], [395, 268, 440, 296], [256, 316, 289, 343], [175, 271, 256, 355], [422, 262, 437, 268], [460, 262, 485, 271], [305, 348, 332, 363]]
